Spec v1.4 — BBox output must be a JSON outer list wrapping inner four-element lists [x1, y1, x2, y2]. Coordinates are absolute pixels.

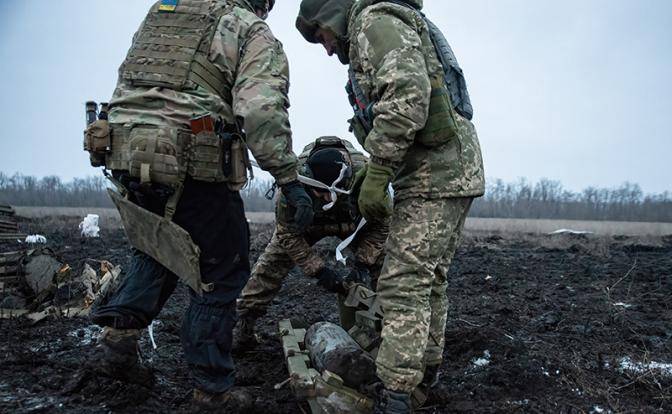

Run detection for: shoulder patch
[[159, 0, 178, 12]]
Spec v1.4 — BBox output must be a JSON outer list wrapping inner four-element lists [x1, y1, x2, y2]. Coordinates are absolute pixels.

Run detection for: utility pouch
[[83, 120, 111, 167], [348, 116, 368, 148], [128, 126, 180, 187], [415, 76, 459, 148], [227, 134, 250, 191], [188, 131, 225, 182]]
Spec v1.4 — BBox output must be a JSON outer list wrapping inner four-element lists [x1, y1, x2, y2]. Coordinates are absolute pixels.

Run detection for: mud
[[1, 216, 670, 413]]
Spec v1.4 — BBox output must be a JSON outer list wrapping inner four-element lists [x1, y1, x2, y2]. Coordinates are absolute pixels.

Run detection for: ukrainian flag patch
[[159, 0, 178, 12]]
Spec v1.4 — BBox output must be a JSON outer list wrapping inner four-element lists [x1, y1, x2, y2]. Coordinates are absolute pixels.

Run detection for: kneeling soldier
[[236, 137, 390, 347]]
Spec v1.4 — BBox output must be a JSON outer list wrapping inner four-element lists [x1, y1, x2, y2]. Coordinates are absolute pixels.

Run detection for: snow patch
[[548, 229, 593, 235], [618, 356, 672, 377], [68, 325, 102, 346], [472, 350, 491, 367]]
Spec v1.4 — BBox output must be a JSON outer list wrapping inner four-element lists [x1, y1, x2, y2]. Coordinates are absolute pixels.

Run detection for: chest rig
[[347, 0, 474, 147]]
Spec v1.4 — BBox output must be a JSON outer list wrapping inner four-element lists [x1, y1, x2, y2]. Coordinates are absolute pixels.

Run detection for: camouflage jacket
[[275, 140, 389, 277], [108, 0, 298, 185], [347, 0, 485, 199]]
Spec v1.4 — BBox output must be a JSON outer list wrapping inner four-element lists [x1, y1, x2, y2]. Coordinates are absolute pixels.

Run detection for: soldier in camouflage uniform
[[236, 136, 389, 346], [85, 0, 315, 407], [296, 1, 485, 412]]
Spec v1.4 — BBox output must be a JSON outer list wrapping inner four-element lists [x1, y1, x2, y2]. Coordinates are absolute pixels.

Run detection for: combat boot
[[193, 388, 253, 410], [420, 364, 440, 390], [374, 386, 413, 414], [233, 316, 261, 351], [95, 327, 154, 386]]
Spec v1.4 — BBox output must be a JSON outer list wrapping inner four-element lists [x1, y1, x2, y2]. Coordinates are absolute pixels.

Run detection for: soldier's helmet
[[306, 147, 351, 189]]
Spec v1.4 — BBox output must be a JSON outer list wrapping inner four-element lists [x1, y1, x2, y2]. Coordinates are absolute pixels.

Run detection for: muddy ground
[[1, 215, 671, 413]]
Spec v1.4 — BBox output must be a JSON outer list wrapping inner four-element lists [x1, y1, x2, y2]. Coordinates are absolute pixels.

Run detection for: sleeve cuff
[[275, 171, 298, 186], [370, 156, 400, 171]]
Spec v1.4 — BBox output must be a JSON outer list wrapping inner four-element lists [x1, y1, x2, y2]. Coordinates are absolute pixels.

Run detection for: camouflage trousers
[[237, 230, 297, 319], [375, 196, 473, 394], [237, 228, 380, 329]]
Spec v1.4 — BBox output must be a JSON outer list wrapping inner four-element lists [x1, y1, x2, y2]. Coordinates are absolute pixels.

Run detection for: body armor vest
[[347, 0, 474, 147], [119, 0, 233, 99]]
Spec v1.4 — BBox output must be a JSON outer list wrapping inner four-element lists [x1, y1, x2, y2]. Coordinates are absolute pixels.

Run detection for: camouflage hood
[[296, 0, 355, 43], [296, 0, 356, 62]]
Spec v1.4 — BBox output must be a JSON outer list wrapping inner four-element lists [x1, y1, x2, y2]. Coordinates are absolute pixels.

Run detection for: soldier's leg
[[92, 250, 179, 329], [422, 198, 473, 386], [90, 249, 179, 385], [375, 197, 459, 394], [237, 229, 295, 320], [172, 179, 252, 395]]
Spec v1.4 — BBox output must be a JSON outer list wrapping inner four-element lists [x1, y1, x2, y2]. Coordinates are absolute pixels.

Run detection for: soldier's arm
[[353, 217, 390, 267], [232, 23, 298, 185], [356, 12, 431, 167], [275, 220, 325, 278]]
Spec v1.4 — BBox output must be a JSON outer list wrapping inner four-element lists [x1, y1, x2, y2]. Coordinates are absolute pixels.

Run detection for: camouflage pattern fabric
[[347, 0, 485, 200], [238, 202, 389, 318], [109, 0, 298, 185], [375, 197, 472, 393], [238, 140, 389, 319]]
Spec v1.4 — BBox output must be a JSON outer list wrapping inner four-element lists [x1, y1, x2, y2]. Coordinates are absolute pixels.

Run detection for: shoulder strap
[[373, 0, 474, 120]]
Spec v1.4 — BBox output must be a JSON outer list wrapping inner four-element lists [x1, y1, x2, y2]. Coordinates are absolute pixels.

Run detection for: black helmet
[[306, 147, 350, 188]]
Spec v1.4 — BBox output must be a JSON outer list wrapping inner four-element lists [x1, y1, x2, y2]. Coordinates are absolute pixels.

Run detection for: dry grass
[[13, 207, 672, 236]]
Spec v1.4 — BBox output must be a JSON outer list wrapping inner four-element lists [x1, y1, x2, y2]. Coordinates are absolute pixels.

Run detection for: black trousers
[[92, 177, 250, 393]]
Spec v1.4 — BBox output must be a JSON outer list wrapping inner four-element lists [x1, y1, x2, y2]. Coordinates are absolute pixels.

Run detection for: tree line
[[1, 173, 670, 222], [0, 172, 274, 212], [469, 178, 672, 223]]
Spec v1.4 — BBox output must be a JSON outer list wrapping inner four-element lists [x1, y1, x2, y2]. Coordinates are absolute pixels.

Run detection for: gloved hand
[[357, 162, 394, 221], [344, 262, 371, 288], [316, 266, 347, 295], [281, 180, 314, 232], [352, 163, 368, 188]]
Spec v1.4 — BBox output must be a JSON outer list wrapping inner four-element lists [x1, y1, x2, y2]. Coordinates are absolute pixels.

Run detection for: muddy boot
[[193, 388, 253, 410], [233, 316, 260, 351], [413, 364, 440, 408], [95, 327, 154, 386], [420, 364, 440, 390], [374, 386, 413, 414]]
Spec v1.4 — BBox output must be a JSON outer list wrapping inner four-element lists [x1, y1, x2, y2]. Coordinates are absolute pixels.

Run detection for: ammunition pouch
[[188, 130, 226, 182], [83, 120, 111, 167], [108, 188, 213, 295], [228, 134, 251, 191], [414, 76, 459, 148], [128, 126, 181, 187]]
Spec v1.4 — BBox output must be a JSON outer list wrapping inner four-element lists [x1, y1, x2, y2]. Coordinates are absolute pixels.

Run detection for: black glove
[[281, 180, 314, 232], [316, 266, 347, 295], [344, 262, 371, 288]]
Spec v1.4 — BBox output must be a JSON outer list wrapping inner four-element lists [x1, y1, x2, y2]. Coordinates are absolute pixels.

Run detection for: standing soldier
[[83, 0, 314, 408], [295, 1, 485, 412], [236, 136, 389, 347]]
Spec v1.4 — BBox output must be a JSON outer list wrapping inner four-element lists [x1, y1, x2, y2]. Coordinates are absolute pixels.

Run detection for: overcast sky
[[0, 0, 670, 193]]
